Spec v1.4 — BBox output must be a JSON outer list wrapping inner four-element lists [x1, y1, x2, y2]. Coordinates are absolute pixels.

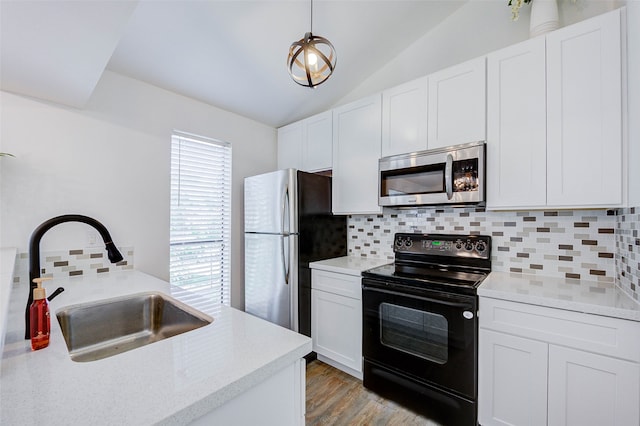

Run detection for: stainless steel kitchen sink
[[56, 291, 213, 362]]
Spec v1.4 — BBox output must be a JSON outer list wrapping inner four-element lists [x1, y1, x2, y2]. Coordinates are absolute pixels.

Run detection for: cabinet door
[[546, 9, 622, 207], [311, 289, 362, 372], [332, 94, 382, 215], [548, 345, 640, 426], [487, 38, 547, 209], [427, 56, 486, 149], [381, 77, 428, 157], [479, 329, 548, 426], [277, 121, 303, 170], [303, 110, 332, 172]]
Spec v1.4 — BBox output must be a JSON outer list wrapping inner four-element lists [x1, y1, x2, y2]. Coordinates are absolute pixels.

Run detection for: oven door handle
[[362, 284, 474, 310]]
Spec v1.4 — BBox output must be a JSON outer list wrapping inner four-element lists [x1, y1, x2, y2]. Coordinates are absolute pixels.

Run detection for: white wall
[[0, 71, 276, 309], [338, 0, 624, 106]]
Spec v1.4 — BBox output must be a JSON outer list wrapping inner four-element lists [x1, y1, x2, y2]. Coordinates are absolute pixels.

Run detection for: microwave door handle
[[445, 154, 453, 200]]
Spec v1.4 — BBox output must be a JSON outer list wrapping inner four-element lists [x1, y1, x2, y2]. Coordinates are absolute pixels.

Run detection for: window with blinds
[[170, 131, 231, 315]]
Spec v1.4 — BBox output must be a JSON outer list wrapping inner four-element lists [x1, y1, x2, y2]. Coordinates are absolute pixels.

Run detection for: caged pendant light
[[287, 0, 337, 88]]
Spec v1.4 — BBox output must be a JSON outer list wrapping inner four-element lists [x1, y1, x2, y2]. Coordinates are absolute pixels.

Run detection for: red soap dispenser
[[30, 277, 51, 351]]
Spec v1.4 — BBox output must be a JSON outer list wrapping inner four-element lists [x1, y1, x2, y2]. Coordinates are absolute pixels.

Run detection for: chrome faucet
[[25, 214, 124, 339]]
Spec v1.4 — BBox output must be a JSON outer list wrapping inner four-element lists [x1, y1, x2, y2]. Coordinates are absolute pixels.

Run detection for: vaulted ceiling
[[1, 1, 467, 127]]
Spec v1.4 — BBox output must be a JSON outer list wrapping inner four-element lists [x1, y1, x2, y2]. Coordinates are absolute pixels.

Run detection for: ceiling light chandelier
[[287, 0, 337, 88]]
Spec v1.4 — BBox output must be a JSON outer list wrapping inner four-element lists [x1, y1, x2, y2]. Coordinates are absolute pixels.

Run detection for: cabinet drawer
[[479, 297, 640, 362], [311, 269, 361, 299]]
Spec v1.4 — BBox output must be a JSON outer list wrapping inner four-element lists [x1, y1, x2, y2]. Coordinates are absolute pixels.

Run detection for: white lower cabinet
[[311, 269, 362, 379], [479, 329, 548, 426], [479, 297, 640, 426], [191, 359, 305, 426], [547, 346, 640, 426]]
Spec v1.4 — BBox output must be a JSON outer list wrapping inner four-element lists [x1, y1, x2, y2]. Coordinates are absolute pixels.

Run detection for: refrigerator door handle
[[282, 235, 290, 285], [289, 235, 299, 332], [282, 181, 291, 285], [281, 183, 288, 235]]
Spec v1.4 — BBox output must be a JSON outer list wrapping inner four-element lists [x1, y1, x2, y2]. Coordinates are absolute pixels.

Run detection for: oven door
[[362, 278, 477, 399]]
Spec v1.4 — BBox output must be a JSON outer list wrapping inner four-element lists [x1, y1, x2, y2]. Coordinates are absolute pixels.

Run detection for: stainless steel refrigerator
[[244, 169, 346, 337]]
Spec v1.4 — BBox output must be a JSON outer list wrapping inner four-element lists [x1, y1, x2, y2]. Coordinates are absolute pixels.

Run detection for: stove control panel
[[394, 233, 491, 259]]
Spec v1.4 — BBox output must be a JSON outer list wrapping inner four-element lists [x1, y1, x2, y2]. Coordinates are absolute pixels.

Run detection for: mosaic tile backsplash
[[616, 207, 640, 302], [12, 247, 134, 285], [348, 207, 637, 295]]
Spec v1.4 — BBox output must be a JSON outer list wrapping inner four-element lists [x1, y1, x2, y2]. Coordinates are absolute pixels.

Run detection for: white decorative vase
[[529, 0, 559, 38]]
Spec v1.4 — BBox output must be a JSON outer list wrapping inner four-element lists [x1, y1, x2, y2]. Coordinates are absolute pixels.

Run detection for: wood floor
[[305, 360, 441, 426]]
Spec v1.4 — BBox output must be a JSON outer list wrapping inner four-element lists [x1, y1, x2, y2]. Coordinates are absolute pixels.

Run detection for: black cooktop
[[363, 262, 488, 289], [362, 233, 492, 294]]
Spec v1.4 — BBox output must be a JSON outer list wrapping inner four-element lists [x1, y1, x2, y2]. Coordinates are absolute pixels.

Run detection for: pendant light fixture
[[287, 0, 337, 88]]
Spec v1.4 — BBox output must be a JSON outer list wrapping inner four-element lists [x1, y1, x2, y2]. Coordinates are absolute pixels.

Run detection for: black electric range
[[361, 233, 492, 426]]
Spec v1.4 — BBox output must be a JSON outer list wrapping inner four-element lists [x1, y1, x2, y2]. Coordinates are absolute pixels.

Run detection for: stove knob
[[464, 240, 474, 251], [405, 239, 413, 249], [476, 241, 487, 253], [455, 240, 463, 250], [395, 238, 404, 249]]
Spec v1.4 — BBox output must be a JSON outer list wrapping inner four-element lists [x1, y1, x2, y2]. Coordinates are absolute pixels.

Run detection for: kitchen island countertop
[[0, 270, 311, 425], [479, 271, 640, 322]]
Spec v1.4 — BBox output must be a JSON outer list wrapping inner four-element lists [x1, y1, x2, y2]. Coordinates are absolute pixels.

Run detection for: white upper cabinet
[[381, 77, 428, 157], [487, 9, 624, 210], [487, 37, 547, 209], [277, 121, 303, 170], [302, 110, 333, 172], [332, 94, 383, 215], [280, 8, 625, 211], [427, 56, 487, 149], [278, 111, 333, 172], [546, 9, 622, 207]]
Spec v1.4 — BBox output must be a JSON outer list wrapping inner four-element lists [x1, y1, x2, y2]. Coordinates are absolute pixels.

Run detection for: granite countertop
[[0, 270, 311, 425], [309, 256, 391, 276], [479, 271, 640, 322]]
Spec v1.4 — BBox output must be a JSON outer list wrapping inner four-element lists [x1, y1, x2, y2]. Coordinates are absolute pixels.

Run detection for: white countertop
[[479, 271, 640, 322], [309, 256, 391, 276], [0, 270, 311, 425]]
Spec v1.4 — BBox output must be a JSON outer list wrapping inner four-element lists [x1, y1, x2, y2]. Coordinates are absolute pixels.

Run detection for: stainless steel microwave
[[378, 141, 486, 207]]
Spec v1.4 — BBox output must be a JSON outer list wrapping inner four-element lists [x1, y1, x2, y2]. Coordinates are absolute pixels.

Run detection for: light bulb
[[307, 52, 318, 66]]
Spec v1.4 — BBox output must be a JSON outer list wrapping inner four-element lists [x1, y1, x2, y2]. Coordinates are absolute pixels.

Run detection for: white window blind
[[170, 131, 231, 314]]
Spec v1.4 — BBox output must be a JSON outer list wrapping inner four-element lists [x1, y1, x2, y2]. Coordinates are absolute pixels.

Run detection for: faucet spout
[[25, 214, 124, 339]]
